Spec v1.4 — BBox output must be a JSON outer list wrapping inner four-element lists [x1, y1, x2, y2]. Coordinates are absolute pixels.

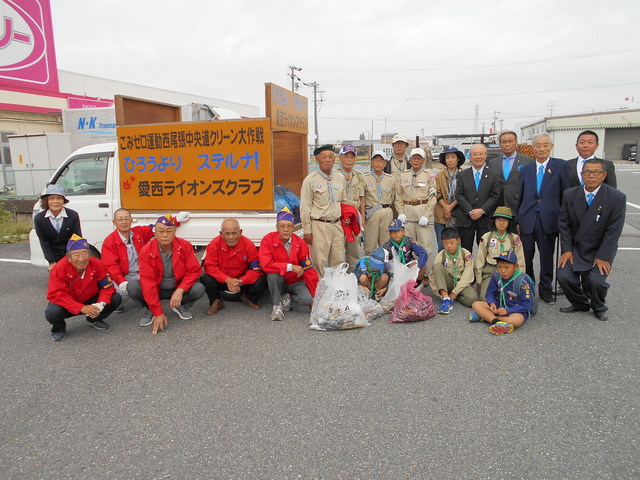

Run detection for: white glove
[[419, 216, 429, 227], [117, 281, 129, 296], [175, 211, 190, 224], [397, 214, 407, 224], [92, 302, 105, 313]]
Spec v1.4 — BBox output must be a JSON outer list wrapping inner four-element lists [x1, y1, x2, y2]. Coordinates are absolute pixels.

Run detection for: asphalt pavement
[[1, 163, 639, 479]]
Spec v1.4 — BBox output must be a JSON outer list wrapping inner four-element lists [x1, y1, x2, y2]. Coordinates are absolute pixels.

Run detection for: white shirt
[[45, 208, 68, 230], [583, 185, 601, 203], [577, 155, 595, 181]]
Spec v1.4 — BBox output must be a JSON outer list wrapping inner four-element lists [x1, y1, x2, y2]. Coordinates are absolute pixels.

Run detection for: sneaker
[[271, 305, 285, 321], [90, 320, 109, 330], [172, 305, 193, 320], [51, 331, 66, 341], [489, 321, 515, 336], [280, 293, 291, 312], [114, 303, 125, 313], [139, 308, 153, 327], [438, 298, 454, 315], [469, 312, 483, 323]]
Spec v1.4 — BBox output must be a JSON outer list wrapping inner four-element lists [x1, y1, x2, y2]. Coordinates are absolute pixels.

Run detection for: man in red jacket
[[259, 208, 319, 321], [200, 218, 266, 315], [134, 215, 205, 334], [45, 234, 121, 341], [101, 208, 189, 325]]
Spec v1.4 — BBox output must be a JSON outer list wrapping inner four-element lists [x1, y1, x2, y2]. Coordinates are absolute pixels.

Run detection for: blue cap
[[277, 206, 295, 224], [388, 219, 404, 231], [339, 144, 357, 155], [493, 251, 518, 264], [66, 234, 90, 252], [41, 184, 69, 203], [369, 247, 386, 271]]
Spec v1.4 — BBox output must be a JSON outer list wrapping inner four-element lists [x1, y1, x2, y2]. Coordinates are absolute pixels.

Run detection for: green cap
[[492, 206, 514, 220]]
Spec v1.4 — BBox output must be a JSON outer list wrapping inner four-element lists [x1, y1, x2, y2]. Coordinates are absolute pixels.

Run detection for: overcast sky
[[51, 0, 640, 144]]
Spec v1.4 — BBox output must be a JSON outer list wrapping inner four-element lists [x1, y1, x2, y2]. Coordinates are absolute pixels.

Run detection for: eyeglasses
[[581, 170, 605, 176]]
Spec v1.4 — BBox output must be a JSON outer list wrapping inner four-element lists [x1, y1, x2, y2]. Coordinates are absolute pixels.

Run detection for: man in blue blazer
[[487, 130, 533, 222], [517, 133, 570, 303], [566, 130, 617, 188], [454, 143, 502, 252], [557, 159, 626, 321]]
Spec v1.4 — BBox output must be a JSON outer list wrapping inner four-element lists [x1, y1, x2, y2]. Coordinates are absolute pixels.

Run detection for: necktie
[[536, 165, 544, 194], [579, 159, 585, 185], [54, 217, 62, 233], [503, 158, 511, 180], [586, 193, 594, 206], [474, 171, 480, 190]]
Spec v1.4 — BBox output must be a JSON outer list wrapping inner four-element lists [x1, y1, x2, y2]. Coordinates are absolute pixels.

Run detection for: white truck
[[29, 141, 283, 266]]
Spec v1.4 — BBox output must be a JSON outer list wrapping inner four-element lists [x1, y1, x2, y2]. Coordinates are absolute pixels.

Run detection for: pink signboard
[[0, 0, 59, 92], [67, 96, 114, 109]]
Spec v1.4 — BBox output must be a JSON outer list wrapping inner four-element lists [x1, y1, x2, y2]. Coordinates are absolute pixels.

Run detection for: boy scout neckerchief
[[390, 237, 407, 263], [318, 171, 335, 203], [372, 171, 384, 203], [494, 231, 509, 252], [445, 245, 461, 287], [365, 258, 381, 298], [498, 269, 521, 309]]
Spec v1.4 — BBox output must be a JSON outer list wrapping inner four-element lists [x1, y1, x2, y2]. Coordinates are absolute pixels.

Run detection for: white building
[[520, 109, 640, 160]]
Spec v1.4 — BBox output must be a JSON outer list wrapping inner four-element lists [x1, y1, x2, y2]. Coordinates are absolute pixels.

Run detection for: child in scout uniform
[[474, 206, 525, 300], [470, 251, 534, 335], [430, 227, 478, 314], [382, 219, 428, 284], [353, 247, 390, 300], [361, 150, 395, 255]]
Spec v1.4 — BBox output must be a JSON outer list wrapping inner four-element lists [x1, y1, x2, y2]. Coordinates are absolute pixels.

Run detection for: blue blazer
[[517, 158, 570, 235]]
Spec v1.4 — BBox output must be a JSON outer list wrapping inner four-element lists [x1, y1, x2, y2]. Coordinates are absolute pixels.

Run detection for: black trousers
[[457, 221, 489, 253], [520, 214, 557, 296], [44, 293, 122, 333], [557, 264, 609, 312], [200, 273, 267, 305]]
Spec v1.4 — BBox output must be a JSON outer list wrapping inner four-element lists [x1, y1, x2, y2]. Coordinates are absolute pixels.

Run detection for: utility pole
[[304, 81, 323, 149], [288, 65, 302, 92], [473, 104, 479, 133], [546, 101, 557, 117]]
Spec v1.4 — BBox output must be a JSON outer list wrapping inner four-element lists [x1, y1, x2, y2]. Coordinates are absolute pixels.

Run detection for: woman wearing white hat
[[33, 185, 82, 271]]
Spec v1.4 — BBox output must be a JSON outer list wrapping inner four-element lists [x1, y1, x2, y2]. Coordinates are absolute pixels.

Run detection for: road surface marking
[[0, 258, 31, 263]]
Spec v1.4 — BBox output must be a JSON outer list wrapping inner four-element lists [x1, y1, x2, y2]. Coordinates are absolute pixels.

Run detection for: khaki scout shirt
[[362, 172, 395, 207], [475, 231, 526, 282], [300, 170, 346, 233], [433, 247, 475, 296], [388, 155, 409, 177], [394, 168, 437, 216], [335, 167, 364, 208]]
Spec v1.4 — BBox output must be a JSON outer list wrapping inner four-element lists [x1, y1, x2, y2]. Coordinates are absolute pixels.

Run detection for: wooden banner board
[[265, 83, 308, 134], [115, 95, 181, 126], [117, 119, 273, 211]]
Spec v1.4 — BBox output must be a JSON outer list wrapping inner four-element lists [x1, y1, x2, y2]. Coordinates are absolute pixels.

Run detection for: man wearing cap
[[259, 207, 319, 321], [434, 147, 465, 251], [34, 185, 82, 271], [395, 147, 438, 277], [453, 143, 502, 252], [487, 131, 533, 220], [384, 134, 411, 178], [45, 234, 121, 341], [566, 130, 617, 188], [133, 215, 205, 334], [336, 144, 365, 272], [101, 209, 190, 323], [362, 151, 395, 255], [557, 158, 626, 321], [200, 217, 266, 315], [300, 144, 346, 277]]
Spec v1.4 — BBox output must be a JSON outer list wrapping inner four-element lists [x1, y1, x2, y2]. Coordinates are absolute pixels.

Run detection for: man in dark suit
[[517, 133, 570, 303], [557, 159, 626, 321], [454, 143, 502, 252], [566, 130, 616, 188], [487, 130, 533, 221]]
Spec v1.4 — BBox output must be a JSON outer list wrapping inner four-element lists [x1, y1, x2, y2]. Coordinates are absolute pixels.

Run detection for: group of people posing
[[36, 128, 626, 341]]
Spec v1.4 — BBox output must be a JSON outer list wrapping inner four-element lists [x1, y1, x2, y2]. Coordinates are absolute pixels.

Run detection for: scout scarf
[[390, 237, 407, 264], [498, 270, 521, 309], [365, 258, 381, 298], [445, 245, 461, 287]]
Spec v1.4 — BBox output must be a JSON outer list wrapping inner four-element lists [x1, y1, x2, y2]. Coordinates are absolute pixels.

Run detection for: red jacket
[[47, 257, 115, 315], [259, 232, 318, 297], [203, 235, 263, 285], [101, 225, 154, 284], [138, 237, 201, 316], [340, 203, 361, 242]]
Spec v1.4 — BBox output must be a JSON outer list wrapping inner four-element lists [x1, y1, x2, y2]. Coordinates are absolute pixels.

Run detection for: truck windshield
[[53, 154, 110, 196]]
